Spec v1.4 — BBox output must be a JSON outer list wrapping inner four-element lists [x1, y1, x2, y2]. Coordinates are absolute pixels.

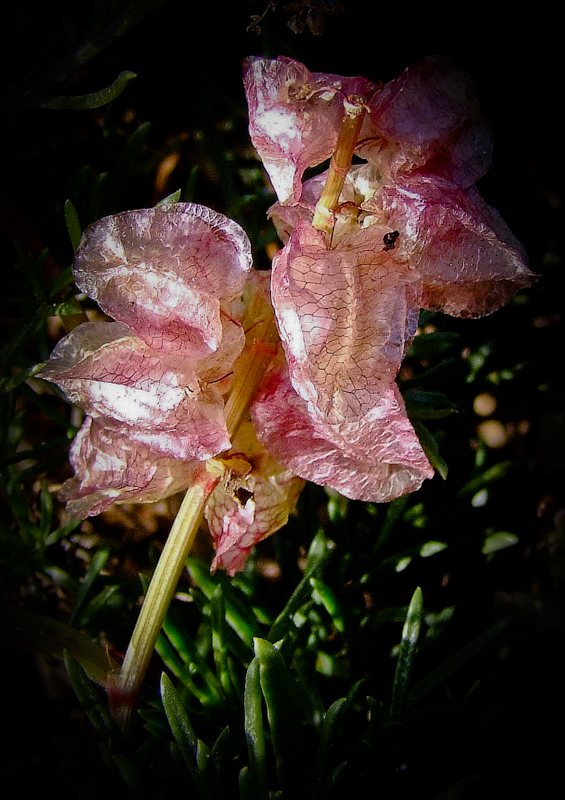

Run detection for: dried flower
[[243, 55, 376, 205], [41, 56, 536, 577], [244, 55, 492, 206], [267, 164, 534, 424], [37, 55, 537, 718], [39, 203, 302, 573], [245, 55, 535, 430]]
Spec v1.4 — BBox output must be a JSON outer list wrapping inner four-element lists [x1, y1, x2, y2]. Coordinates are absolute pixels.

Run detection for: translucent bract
[[40, 204, 301, 573], [246, 55, 535, 437], [40, 55, 536, 572]]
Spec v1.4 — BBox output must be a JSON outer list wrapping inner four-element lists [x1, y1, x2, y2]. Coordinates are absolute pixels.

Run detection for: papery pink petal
[[73, 203, 252, 359], [268, 163, 381, 244], [271, 219, 420, 422], [268, 171, 325, 244], [360, 55, 492, 189], [251, 365, 434, 503], [244, 56, 375, 204], [206, 452, 304, 576], [39, 321, 231, 460], [371, 174, 536, 317], [59, 417, 199, 519], [196, 316, 246, 384]]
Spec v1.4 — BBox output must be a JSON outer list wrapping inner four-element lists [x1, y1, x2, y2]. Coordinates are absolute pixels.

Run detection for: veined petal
[[371, 174, 536, 316], [59, 417, 199, 519], [251, 365, 434, 503], [72, 203, 252, 359], [360, 55, 493, 189], [206, 460, 304, 576], [244, 56, 375, 204], [205, 421, 305, 575], [39, 320, 231, 460], [271, 219, 420, 422]]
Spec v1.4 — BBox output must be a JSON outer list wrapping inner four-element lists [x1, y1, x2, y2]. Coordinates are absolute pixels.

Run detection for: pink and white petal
[[105, 386, 229, 462], [196, 315, 246, 384], [251, 365, 434, 504], [206, 450, 305, 576], [268, 197, 316, 245], [39, 321, 231, 460], [73, 204, 252, 358], [271, 220, 420, 422], [373, 174, 535, 317], [244, 56, 375, 204], [361, 56, 492, 189], [59, 417, 199, 519], [268, 165, 382, 244]]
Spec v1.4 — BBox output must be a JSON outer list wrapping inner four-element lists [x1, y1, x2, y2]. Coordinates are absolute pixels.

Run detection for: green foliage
[[56, 522, 526, 798], [36, 71, 137, 111]]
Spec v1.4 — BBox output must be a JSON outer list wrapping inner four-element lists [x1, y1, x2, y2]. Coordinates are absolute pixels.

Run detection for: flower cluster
[[40, 56, 535, 574], [40, 204, 304, 574], [244, 55, 535, 498]]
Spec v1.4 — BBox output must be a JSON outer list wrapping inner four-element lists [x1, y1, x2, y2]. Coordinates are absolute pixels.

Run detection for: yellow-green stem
[[111, 295, 279, 730], [312, 95, 366, 237], [111, 469, 217, 730], [224, 306, 279, 437]]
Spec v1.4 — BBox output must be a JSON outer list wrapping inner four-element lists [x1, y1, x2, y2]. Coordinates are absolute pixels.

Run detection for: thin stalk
[[225, 303, 279, 437], [110, 469, 218, 730], [312, 94, 366, 237]]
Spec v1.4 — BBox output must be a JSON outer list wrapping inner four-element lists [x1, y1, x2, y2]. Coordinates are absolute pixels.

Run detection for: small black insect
[[383, 230, 400, 252]]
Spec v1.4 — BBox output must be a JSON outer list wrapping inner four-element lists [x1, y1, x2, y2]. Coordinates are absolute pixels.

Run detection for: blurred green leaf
[[482, 531, 519, 554], [158, 610, 224, 707], [64, 199, 82, 253], [160, 672, 214, 796], [0, 302, 52, 378], [310, 577, 345, 633], [7, 0, 167, 114], [313, 696, 347, 797], [112, 753, 151, 800], [187, 557, 260, 648], [404, 389, 458, 420], [50, 266, 75, 296], [243, 657, 269, 800], [313, 680, 364, 797], [238, 766, 254, 800], [389, 587, 423, 724], [69, 544, 112, 626], [156, 189, 182, 206], [420, 541, 448, 557], [2, 602, 114, 684], [210, 726, 235, 799], [0, 362, 46, 394], [53, 300, 83, 316], [407, 617, 514, 707], [91, 121, 152, 216], [413, 421, 449, 480], [268, 530, 334, 642], [371, 495, 411, 560], [408, 331, 461, 359], [64, 650, 123, 745], [254, 637, 308, 798], [35, 70, 137, 110], [211, 587, 235, 700], [458, 461, 513, 497]]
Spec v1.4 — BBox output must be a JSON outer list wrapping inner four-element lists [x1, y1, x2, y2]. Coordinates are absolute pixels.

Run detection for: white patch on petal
[[103, 220, 127, 261], [86, 382, 185, 423]]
